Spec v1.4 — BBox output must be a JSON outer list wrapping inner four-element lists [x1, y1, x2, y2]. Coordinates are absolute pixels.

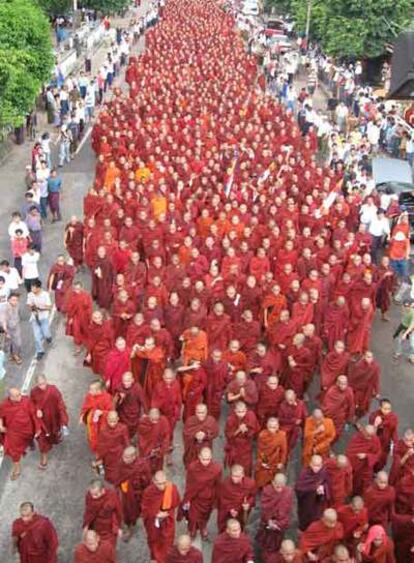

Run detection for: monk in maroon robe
[[278, 389, 307, 455], [206, 302, 232, 351], [103, 337, 131, 394], [224, 401, 259, 476], [226, 370, 258, 410], [182, 403, 219, 466], [95, 411, 129, 484], [82, 480, 122, 546], [299, 509, 344, 562], [114, 371, 146, 438], [115, 445, 151, 539], [91, 246, 114, 310], [112, 289, 136, 338], [390, 428, 414, 486], [368, 399, 399, 471], [295, 454, 331, 531], [178, 362, 207, 421], [256, 375, 284, 427], [47, 254, 75, 312], [12, 502, 58, 563], [74, 530, 116, 563], [84, 311, 114, 376], [324, 455, 353, 508], [212, 519, 254, 563], [217, 464, 256, 533], [151, 368, 182, 455], [321, 375, 355, 439], [180, 447, 222, 539], [0, 388, 40, 480], [320, 340, 350, 392], [64, 216, 84, 267], [142, 471, 180, 563], [271, 539, 304, 563], [323, 296, 350, 351], [285, 333, 313, 397], [257, 473, 293, 561], [30, 375, 69, 469], [348, 351, 380, 417], [65, 281, 93, 350], [137, 408, 170, 474], [337, 496, 368, 550], [347, 297, 374, 356], [203, 349, 229, 419], [363, 471, 395, 529], [346, 424, 381, 495], [166, 535, 203, 563], [392, 513, 414, 563]]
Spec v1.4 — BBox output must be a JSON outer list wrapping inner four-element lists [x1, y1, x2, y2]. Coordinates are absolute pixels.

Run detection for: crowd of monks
[[1, 0, 414, 561]]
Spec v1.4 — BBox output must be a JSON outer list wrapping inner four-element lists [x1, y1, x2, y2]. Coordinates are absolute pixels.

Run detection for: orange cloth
[[302, 416, 336, 466], [181, 329, 208, 365], [255, 429, 288, 488]]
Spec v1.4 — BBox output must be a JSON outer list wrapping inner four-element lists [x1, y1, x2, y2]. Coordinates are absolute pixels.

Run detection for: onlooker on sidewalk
[[393, 301, 414, 364], [1, 293, 22, 365], [0, 260, 22, 292], [47, 169, 63, 222], [57, 125, 72, 167], [27, 280, 53, 360], [10, 230, 29, 276], [8, 212, 29, 240], [36, 160, 50, 219], [368, 209, 390, 264], [21, 244, 40, 292], [26, 207, 43, 253]]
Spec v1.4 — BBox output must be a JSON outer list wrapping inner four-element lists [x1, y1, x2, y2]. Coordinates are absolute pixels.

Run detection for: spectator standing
[[11, 230, 29, 276], [0, 261, 22, 292], [26, 207, 43, 253], [21, 245, 40, 292], [27, 280, 53, 360], [47, 169, 63, 222], [393, 301, 414, 364], [1, 293, 22, 364]]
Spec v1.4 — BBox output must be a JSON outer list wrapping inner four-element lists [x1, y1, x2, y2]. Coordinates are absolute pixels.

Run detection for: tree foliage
[[266, 0, 412, 59], [83, 0, 131, 14], [35, 0, 72, 17], [0, 0, 54, 128]]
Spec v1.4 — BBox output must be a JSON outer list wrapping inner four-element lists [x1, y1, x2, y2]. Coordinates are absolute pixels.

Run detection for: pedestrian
[[26, 206, 43, 252], [47, 168, 63, 221], [393, 300, 414, 364], [368, 209, 390, 264], [8, 211, 29, 240], [57, 124, 72, 167], [21, 244, 40, 292], [0, 260, 22, 292], [1, 293, 22, 364], [27, 279, 53, 360], [36, 160, 50, 219]]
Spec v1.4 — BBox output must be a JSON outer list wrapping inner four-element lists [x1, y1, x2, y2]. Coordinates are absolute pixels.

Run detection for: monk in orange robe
[[302, 409, 336, 466], [142, 471, 180, 563], [79, 381, 113, 454], [180, 326, 208, 365], [255, 417, 287, 488]]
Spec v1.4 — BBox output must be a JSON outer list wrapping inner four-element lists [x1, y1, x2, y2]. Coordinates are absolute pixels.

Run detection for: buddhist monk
[[216, 464, 256, 533], [299, 508, 344, 561], [64, 215, 84, 267], [30, 374, 69, 469], [91, 246, 114, 310], [47, 254, 75, 313], [324, 454, 353, 508], [389, 428, 414, 486], [302, 408, 336, 466], [320, 340, 350, 393], [337, 496, 368, 550], [82, 479, 123, 547], [79, 380, 113, 454], [358, 524, 395, 563], [323, 296, 350, 351], [295, 454, 332, 531], [131, 336, 166, 400], [177, 361, 207, 421], [103, 337, 131, 394], [224, 400, 259, 476], [329, 544, 353, 563], [347, 297, 374, 356], [151, 368, 182, 461], [321, 375, 355, 439], [368, 399, 399, 471], [256, 375, 285, 427], [203, 348, 228, 419], [134, 410, 165, 466], [180, 447, 222, 539], [0, 387, 40, 480], [273, 539, 304, 563], [226, 370, 258, 410], [363, 471, 395, 529], [114, 371, 146, 438], [392, 512, 414, 563], [166, 534, 203, 563], [212, 518, 254, 563], [182, 403, 219, 466], [348, 351, 380, 418], [65, 281, 93, 354], [207, 302, 232, 352], [115, 446, 151, 541], [285, 333, 313, 397], [95, 411, 129, 484], [278, 389, 307, 455], [12, 502, 58, 563], [84, 311, 114, 376], [255, 417, 287, 488], [142, 470, 180, 563], [74, 530, 116, 563], [346, 424, 381, 495], [180, 326, 209, 365], [257, 473, 294, 561]]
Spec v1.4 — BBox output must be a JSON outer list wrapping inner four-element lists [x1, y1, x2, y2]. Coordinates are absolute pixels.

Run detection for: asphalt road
[[0, 18, 414, 563]]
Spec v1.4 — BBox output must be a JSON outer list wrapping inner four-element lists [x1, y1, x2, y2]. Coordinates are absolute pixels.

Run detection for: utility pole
[[305, 0, 312, 46]]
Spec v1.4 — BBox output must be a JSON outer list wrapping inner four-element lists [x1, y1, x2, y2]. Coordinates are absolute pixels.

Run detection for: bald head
[[322, 508, 338, 527], [176, 534, 192, 555]]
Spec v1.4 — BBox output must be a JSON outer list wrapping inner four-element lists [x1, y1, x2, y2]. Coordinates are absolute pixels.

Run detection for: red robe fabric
[[142, 483, 180, 563], [65, 222, 84, 266], [363, 484, 396, 529], [151, 380, 182, 441], [80, 392, 113, 453], [48, 263, 75, 312], [83, 488, 122, 545], [0, 396, 39, 462], [85, 320, 114, 376], [321, 385, 355, 438], [256, 384, 285, 426], [278, 398, 307, 453], [347, 303, 374, 355], [103, 347, 131, 394], [320, 350, 350, 390], [137, 414, 170, 473], [203, 358, 228, 419], [224, 410, 259, 476], [65, 290, 93, 346], [324, 458, 353, 507], [30, 384, 69, 454], [206, 312, 232, 351], [216, 476, 257, 532], [113, 381, 146, 438], [74, 539, 116, 563], [96, 421, 130, 484], [212, 531, 254, 563], [115, 456, 151, 525], [368, 410, 399, 471], [346, 432, 381, 495], [392, 513, 414, 563], [181, 459, 222, 534], [91, 256, 114, 310], [295, 466, 331, 531], [323, 303, 350, 351], [337, 503, 368, 544], [12, 514, 58, 563], [182, 414, 219, 466], [257, 485, 293, 556], [299, 520, 344, 560], [348, 359, 380, 417], [165, 546, 203, 563]]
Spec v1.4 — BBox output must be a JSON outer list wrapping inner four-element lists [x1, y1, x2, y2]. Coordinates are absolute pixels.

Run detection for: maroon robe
[[114, 381, 146, 438], [74, 539, 116, 563], [212, 531, 254, 563], [224, 410, 259, 476], [368, 410, 399, 471], [12, 514, 58, 563], [348, 359, 380, 417], [203, 357, 228, 420], [85, 320, 114, 376], [206, 312, 232, 351], [321, 385, 355, 439], [257, 485, 293, 556], [103, 347, 131, 395], [96, 421, 130, 484], [278, 398, 307, 454], [216, 476, 257, 532], [82, 488, 122, 544], [0, 396, 39, 462], [137, 414, 170, 473], [183, 414, 219, 466], [363, 483, 395, 529], [115, 455, 151, 525], [256, 383, 285, 426], [320, 350, 350, 391], [295, 466, 331, 531], [30, 384, 69, 454], [91, 257, 114, 310], [166, 546, 203, 563], [346, 431, 381, 495], [65, 222, 84, 266]]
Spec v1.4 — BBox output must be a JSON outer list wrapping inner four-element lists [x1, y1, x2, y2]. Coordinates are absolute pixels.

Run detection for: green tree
[[36, 0, 72, 17], [84, 0, 131, 14], [0, 0, 54, 128]]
